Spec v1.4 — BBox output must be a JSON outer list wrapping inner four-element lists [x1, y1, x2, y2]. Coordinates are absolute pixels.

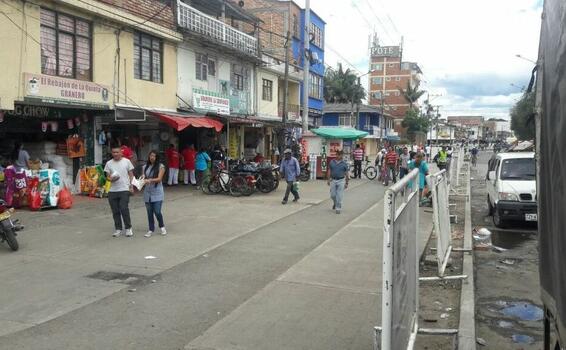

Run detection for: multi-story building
[[0, 0, 182, 181], [367, 43, 422, 133], [447, 116, 485, 141], [241, 0, 325, 128]]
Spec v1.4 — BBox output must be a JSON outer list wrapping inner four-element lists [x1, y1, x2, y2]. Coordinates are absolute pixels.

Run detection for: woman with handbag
[[142, 150, 167, 238]]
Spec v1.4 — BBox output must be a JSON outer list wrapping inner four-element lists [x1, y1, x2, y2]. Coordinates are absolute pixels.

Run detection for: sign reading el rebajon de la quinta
[[23, 73, 110, 109]]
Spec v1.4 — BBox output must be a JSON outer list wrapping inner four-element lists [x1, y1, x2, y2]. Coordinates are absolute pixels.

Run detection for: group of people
[[163, 144, 216, 189]]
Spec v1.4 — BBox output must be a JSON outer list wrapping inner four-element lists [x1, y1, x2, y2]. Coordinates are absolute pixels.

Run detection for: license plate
[[525, 213, 538, 221]]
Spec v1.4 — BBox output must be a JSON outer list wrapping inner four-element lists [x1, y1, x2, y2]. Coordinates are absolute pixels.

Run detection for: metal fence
[[427, 170, 452, 276], [375, 168, 420, 350]]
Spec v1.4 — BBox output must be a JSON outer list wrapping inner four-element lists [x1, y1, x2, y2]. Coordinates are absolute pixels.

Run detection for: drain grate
[[87, 271, 157, 285]]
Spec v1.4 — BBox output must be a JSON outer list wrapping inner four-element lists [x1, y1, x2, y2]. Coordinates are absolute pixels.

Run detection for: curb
[[458, 163, 477, 349]]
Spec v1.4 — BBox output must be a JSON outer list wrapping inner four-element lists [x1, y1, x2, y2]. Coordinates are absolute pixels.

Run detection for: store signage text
[[6, 105, 52, 118], [371, 46, 401, 58], [193, 89, 230, 115], [23, 73, 110, 108]]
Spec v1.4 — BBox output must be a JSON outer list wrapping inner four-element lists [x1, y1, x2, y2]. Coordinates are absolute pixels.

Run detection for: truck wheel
[[487, 196, 494, 215], [493, 207, 507, 228]]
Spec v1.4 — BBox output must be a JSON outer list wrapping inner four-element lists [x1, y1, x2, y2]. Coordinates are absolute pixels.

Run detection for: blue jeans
[[145, 201, 164, 232]]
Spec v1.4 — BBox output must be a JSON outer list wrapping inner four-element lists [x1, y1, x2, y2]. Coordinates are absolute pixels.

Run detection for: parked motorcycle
[[0, 199, 23, 251], [299, 162, 310, 182]]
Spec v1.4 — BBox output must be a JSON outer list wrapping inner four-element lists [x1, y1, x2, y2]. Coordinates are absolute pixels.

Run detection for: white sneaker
[[125, 229, 134, 237], [160, 227, 167, 235], [144, 231, 153, 238], [112, 230, 121, 237]]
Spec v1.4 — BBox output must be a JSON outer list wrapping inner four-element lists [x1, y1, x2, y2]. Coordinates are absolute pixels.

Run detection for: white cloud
[[294, 0, 542, 119]]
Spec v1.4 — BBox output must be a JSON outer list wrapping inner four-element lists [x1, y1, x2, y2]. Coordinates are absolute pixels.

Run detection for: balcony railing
[[278, 102, 300, 120], [178, 2, 259, 57]]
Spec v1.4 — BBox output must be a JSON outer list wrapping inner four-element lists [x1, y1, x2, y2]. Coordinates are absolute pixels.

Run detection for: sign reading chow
[[23, 73, 110, 109]]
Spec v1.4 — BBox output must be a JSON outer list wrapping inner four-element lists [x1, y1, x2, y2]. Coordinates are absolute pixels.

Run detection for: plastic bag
[[28, 189, 42, 211], [58, 187, 73, 209]]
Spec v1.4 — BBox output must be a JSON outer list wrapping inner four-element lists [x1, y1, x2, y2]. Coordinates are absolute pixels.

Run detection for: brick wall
[[97, 0, 176, 30]]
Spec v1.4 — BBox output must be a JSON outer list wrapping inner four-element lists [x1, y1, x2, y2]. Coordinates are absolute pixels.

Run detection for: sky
[[293, 0, 543, 120]]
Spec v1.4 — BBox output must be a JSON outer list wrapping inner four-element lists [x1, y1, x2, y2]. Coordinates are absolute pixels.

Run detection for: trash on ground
[[440, 313, 449, 319], [128, 288, 136, 292], [144, 256, 157, 260], [500, 258, 516, 265], [476, 337, 487, 346], [423, 318, 438, 323], [445, 307, 453, 312], [151, 280, 157, 283], [492, 245, 508, 252], [512, 334, 535, 344]]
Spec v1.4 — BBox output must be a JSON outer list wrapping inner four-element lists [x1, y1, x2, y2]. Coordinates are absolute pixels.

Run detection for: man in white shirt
[[104, 146, 135, 237]]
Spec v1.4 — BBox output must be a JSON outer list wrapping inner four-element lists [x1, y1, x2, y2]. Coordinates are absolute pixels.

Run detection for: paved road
[[0, 180, 391, 350], [471, 152, 543, 349]]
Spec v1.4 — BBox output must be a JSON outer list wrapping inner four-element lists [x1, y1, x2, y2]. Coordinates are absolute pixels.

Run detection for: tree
[[399, 81, 426, 108], [402, 108, 430, 140], [324, 63, 365, 104], [510, 92, 535, 140]]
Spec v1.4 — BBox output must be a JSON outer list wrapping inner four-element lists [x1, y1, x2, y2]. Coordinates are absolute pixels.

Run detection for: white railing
[[178, 2, 259, 57]]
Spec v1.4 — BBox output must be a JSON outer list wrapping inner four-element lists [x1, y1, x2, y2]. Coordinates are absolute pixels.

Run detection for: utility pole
[[282, 31, 290, 126], [356, 77, 361, 128], [302, 0, 311, 132], [435, 105, 441, 146]]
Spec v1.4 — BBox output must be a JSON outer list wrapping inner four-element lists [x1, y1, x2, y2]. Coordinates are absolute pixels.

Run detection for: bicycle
[[362, 160, 378, 180]]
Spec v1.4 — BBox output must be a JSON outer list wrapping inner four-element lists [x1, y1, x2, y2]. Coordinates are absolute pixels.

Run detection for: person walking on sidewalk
[[384, 146, 399, 185], [399, 146, 411, 179], [352, 144, 364, 179], [280, 148, 300, 204], [104, 145, 135, 237], [165, 144, 180, 186], [181, 144, 197, 186], [195, 148, 211, 190], [327, 150, 349, 214], [142, 150, 167, 238]]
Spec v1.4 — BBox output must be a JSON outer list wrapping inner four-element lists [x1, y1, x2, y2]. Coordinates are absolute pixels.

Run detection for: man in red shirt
[[181, 144, 196, 185], [352, 144, 364, 179], [384, 146, 399, 185], [165, 144, 180, 186]]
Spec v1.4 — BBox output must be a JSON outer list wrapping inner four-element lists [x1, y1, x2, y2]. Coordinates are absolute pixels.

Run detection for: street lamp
[[515, 54, 537, 64]]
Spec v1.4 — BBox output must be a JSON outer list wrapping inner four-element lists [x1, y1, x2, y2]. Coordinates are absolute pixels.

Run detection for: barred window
[[231, 64, 248, 91], [133, 32, 163, 83], [309, 73, 322, 99], [40, 8, 91, 81], [309, 23, 323, 48], [262, 79, 273, 101]]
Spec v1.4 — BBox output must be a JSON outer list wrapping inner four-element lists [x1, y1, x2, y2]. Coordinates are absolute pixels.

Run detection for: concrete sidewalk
[[186, 200, 433, 350], [0, 179, 367, 337]]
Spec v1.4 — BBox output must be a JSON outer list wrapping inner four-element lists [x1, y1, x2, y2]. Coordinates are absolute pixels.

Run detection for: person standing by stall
[[10, 142, 31, 171], [327, 150, 349, 214], [181, 144, 197, 186], [399, 146, 411, 179], [104, 145, 135, 237], [352, 144, 364, 179], [142, 150, 167, 238], [165, 144, 180, 186], [195, 147, 211, 190]]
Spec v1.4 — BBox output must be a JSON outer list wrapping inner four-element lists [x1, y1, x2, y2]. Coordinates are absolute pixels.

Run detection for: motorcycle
[[0, 199, 23, 251], [299, 162, 310, 182]]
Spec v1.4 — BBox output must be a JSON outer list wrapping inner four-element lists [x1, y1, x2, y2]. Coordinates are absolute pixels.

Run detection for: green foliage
[[402, 108, 430, 136], [399, 81, 426, 108], [510, 92, 535, 140], [324, 63, 366, 104]]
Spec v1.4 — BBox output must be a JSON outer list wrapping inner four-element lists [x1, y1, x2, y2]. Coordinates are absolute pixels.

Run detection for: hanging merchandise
[[74, 117, 81, 127], [41, 122, 48, 132], [67, 119, 74, 129], [39, 169, 61, 207], [67, 135, 86, 158], [82, 113, 88, 122], [50, 121, 58, 132], [98, 130, 107, 145]]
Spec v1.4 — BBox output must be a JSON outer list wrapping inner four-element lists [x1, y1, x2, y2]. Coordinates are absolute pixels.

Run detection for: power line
[[375, 0, 402, 38], [362, 0, 396, 43], [325, 44, 362, 74]]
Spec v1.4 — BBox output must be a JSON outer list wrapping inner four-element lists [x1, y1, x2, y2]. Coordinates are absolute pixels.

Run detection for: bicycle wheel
[[229, 176, 248, 197], [364, 166, 377, 180], [208, 177, 223, 194]]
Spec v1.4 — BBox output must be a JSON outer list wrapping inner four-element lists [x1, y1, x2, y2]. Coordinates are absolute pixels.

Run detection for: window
[[371, 63, 383, 71], [389, 63, 395, 67], [309, 73, 323, 99], [195, 53, 207, 81], [386, 77, 391, 81], [401, 63, 411, 70], [262, 79, 273, 101], [371, 77, 382, 85], [232, 64, 248, 91], [292, 14, 299, 37], [339, 114, 353, 127], [40, 8, 91, 81], [394, 91, 400, 96], [384, 91, 390, 96], [309, 23, 323, 48], [372, 91, 382, 99], [134, 32, 162, 83], [395, 76, 401, 81], [365, 116, 371, 129], [208, 58, 216, 77]]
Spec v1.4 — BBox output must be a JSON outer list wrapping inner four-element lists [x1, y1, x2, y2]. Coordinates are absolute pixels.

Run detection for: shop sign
[[5, 104, 57, 118], [229, 128, 239, 159], [23, 73, 110, 109], [371, 45, 401, 58], [321, 140, 328, 172], [193, 89, 230, 115]]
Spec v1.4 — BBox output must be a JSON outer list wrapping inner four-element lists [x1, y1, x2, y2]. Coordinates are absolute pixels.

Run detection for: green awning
[[311, 127, 369, 140]]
